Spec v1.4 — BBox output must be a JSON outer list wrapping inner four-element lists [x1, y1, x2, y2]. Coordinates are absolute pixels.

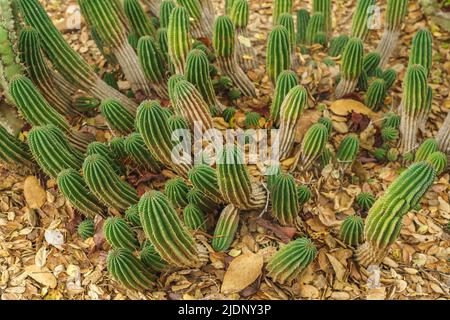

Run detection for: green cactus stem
[[159, 0, 176, 28], [99, 99, 135, 135], [381, 127, 399, 143], [183, 204, 206, 231], [0, 125, 35, 169], [335, 38, 364, 98], [298, 123, 329, 170], [222, 107, 237, 123], [109, 136, 128, 160], [165, 177, 190, 208], [351, 0, 376, 41], [138, 190, 199, 267], [187, 188, 217, 213], [296, 9, 310, 45], [86, 141, 125, 176], [266, 237, 317, 284], [140, 241, 169, 272], [271, 173, 300, 226], [409, 29, 432, 77], [212, 204, 240, 252], [124, 0, 156, 39], [312, 0, 332, 39], [340, 216, 364, 246], [188, 164, 223, 204], [336, 134, 360, 168], [328, 34, 348, 57], [363, 52, 381, 77], [213, 16, 256, 97], [356, 192, 375, 211], [305, 12, 324, 46], [272, 0, 292, 26], [104, 217, 140, 251], [73, 95, 100, 113], [270, 70, 299, 127], [266, 25, 291, 87], [156, 27, 172, 68], [167, 7, 192, 75], [177, 0, 213, 39], [124, 132, 162, 173], [82, 154, 139, 211], [365, 79, 386, 111], [125, 204, 141, 227], [77, 219, 95, 240], [427, 152, 447, 176], [382, 68, 397, 90], [277, 13, 298, 69], [415, 138, 438, 162]]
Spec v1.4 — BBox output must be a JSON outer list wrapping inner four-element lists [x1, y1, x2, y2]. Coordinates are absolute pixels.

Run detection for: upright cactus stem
[[213, 16, 256, 97], [124, 133, 162, 173], [188, 164, 223, 203], [357, 162, 436, 266], [82, 154, 139, 211], [335, 38, 364, 98], [336, 134, 360, 168], [19, 0, 136, 112], [436, 111, 450, 154], [270, 70, 299, 127], [351, 0, 376, 41], [86, 141, 125, 176], [167, 7, 192, 75], [137, 36, 169, 99], [165, 177, 190, 208], [312, 0, 332, 39], [399, 65, 428, 154], [328, 35, 348, 57], [414, 138, 438, 162], [0, 125, 35, 169], [365, 79, 387, 111], [305, 12, 324, 45], [273, 0, 292, 26], [427, 152, 447, 176], [340, 216, 364, 246], [376, 0, 409, 68], [271, 173, 300, 226], [229, 0, 257, 71], [266, 25, 291, 86], [212, 204, 240, 252], [409, 29, 433, 78], [183, 204, 206, 231], [277, 13, 298, 69], [177, 0, 213, 39], [99, 99, 135, 135], [138, 190, 199, 267], [104, 217, 140, 251], [278, 85, 308, 159], [296, 9, 310, 45], [159, 0, 176, 28], [298, 123, 329, 170], [124, 0, 156, 39]]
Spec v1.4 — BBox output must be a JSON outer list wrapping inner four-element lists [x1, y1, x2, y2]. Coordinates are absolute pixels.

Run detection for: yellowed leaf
[[25, 265, 57, 289], [330, 99, 378, 118], [326, 253, 346, 282], [24, 176, 47, 209], [221, 252, 263, 294]]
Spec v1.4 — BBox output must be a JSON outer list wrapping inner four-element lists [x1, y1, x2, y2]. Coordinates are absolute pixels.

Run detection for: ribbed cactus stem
[[188, 164, 223, 203], [124, 0, 156, 38], [142, 0, 162, 16], [212, 204, 240, 252], [351, 0, 375, 41], [159, 0, 176, 28], [363, 52, 381, 77], [138, 190, 199, 267], [140, 241, 169, 272], [414, 138, 438, 162], [183, 204, 206, 231], [177, 0, 213, 39], [273, 0, 292, 26], [336, 134, 360, 168], [427, 152, 447, 176], [399, 65, 428, 154], [86, 141, 125, 176], [270, 70, 298, 127], [312, 0, 332, 39], [376, 0, 408, 68], [409, 29, 432, 77], [365, 79, 387, 112], [167, 7, 192, 75], [77, 219, 95, 239], [436, 111, 450, 154], [299, 123, 329, 170], [419, 86, 433, 132], [100, 99, 135, 135], [271, 173, 300, 226], [104, 217, 140, 251], [296, 9, 310, 45], [328, 35, 348, 57], [213, 16, 256, 97], [340, 216, 364, 246], [124, 132, 162, 173], [82, 154, 139, 211], [165, 177, 190, 208], [356, 161, 436, 266], [278, 85, 308, 159], [266, 25, 291, 86], [19, 0, 136, 112], [335, 38, 364, 98], [137, 36, 169, 99], [277, 13, 298, 69], [187, 188, 217, 213], [0, 125, 35, 169], [305, 12, 324, 45]]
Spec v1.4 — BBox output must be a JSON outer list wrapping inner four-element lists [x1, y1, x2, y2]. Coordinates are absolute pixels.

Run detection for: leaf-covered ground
[[0, 0, 449, 300]]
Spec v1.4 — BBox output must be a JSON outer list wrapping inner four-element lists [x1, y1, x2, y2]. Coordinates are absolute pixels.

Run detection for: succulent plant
[[277, 13, 297, 67], [86, 141, 125, 176], [437, 111, 450, 153], [399, 65, 428, 153], [328, 34, 349, 57], [164, 177, 190, 208], [273, 0, 292, 26], [103, 72, 118, 90], [167, 115, 190, 133], [340, 216, 364, 246], [266, 163, 282, 192], [415, 138, 439, 162], [266, 237, 317, 284], [104, 217, 140, 251], [336, 134, 360, 167], [363, 52, 381, 77], [167, 7, 192, 74], [123, 133, 161, 173], [222, 107, 237, 123], [296, 9, 310, 45], [297, 185, 312, 205], [107, 248, 154, 290], [318, 117, 333, 137], [156, 27, 172, 68], [270, 70, 299, 127], [351, 0, 376, 40], [278, 85, 308, 159], [138, 190, 199, 267], [381, 68, 397, 90], [374, 148, 387, 162], [168, 74, 186, 104], [409, 29, 432, 77], [159, 0, 176, 28], [305, 12, 324, 46], [0, 125, 35, 169], [386, 148, 399, 162], [188, 164, 223, 204], [137, 36, 169, 99], [365, 79, 387, 111], [125, 204, 141, 227], [124, 0, 156, 39], [427, 152, 447, 176], [381, 127, 399, 143], [140, 241, 169, 272], [77, 219, 95, 240], [271, 173, 300, 226], [213, 16, 256, 97], [357, 161, 436, 266], [82, 154, 139, 211], [299, 123, 329, 170], [312, 0, 332, 39], [183, 204, 206, 231], [73, 95, 100, 113], [266, 25, 291, 86], [356, 192, 375, 211], [109, 136, 128, 160], [335, 38, 364, 98], [382, 112, 401, 130], [187, 188, 217, 213], [212, 204, 240, 252], [99, 99, 135, 135], [177, 0, 212, 39], [244, 112, 261, 129]]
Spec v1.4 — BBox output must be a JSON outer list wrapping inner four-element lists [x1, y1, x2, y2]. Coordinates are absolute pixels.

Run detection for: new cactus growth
[[140, 241, 169, 272], [336, 134, 360, 167], [165, 177, 190, 208], [351, 0, 376, 41], [159, 0, 176, 28], [305, 13, 324, 46], [57, 169, 105, 218], [297, 185, 311, 205], [188, 164, 223, 204], [271, 173, 300, 226], [187, 188, 217, 213], [363, 52, 381, 77], [107, 248, 154, 290], [296, 9, 310, 45], [86, 141, 124, 176], [356, 192, 375, 211], [77, 219, 95, 240], [340, 216, 364, 246], [109, 136, 128, 160], [125, 204, 141, 227], [99, 99, 135, 135], [82, 154, 139, 211], [212, 204, 240, 252], [167, 7, 191, 74], [381, 127, 399, 143], [318, 117, 333, 137], [357, 161, 436, 266], [266, 237, 317, 284], [427, 152, 447, 176], [298, 123, 329, 170], [183, 204, 206, 231], [365, 79, 386, 111], [312, 0, 332, 39], [124, 132, 162, 173], [138, 190, 199, 267], [0, 125, 35, 169], [409, 29, 432, 77], [277, 13, 298, 68], [382, 68, 397, 90], [104, 217, 140, 251], [270, 70, 299, 127], [272, 0, 292, 26], [335, 38, 364, 98], [213, 16, 256, 97], [415, 138, 438, 162], [124, 0, 156, 39], [383, 112, 401, 130], [328, 35, 348, 57]]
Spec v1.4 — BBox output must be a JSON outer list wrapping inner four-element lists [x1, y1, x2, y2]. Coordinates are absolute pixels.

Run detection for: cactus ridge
[[82, 154, 139, 211], [109, 136, 128, 160], [77, 219, 95, 240], [365, 79, 386, 111], [138, 190, 199, 267], [140, 241, 169, 272], [328, 34, 349, 57], [86, 141, 125, 176], [104, 217, 140, 251], [156, 28, 172, 67], [212, 204, 240, 252], [124, 0, 156, 39], [188, 164, 223, 203], [270, 70, 299, 127], [99, 99, 135, 135], [312, 0, 332, 37], [296, 9, 310, 44], [229, 0, 249, 28], [409, 29, 432, 77], [0, 125, 35, 169], [165, 177, 190, 208], [299, 123, 329, 170], [187, 188, 217, 213], [159, 0, 176, 28], [382, 69, 397, 89], [57, 169, 105, 218], [273, 0, 293, 26], [125, 204, 141, 227], [426, 152, 447, 176], [167, 7, 191, 74], [415, 138, 439, 162], [107, 248, 154, 290], [305, 12, 324, 45], [336, 134, 360, 165], [266, 25, 291, 85], [266, 237, 317, 284], [340, 38, 364, 80], [277, 13, 295, 53], [124, 132, 162, 173], [382, 112, 401, 129], [356, 192, 375, 211], [318, 117, 333, 137], [271, 173, 300, 226], [168, 115, 190, 132], [183, 204, 206, 231], [297, 185, 312, 205], [363, 52, 381, 77], [351, 0, 376, 40], [385, 0, 409, 31], [340, 216, 364, 246]]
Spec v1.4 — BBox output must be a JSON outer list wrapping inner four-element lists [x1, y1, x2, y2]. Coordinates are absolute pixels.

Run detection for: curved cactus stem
[[0, 125, 35, 170], [211, 204, 240, 252], [376, 30, 400, 68], [234, 27, 258, 71], [217, 56, 256, 97], [177, 0, 213, 39], [437, 111, 450, 154]]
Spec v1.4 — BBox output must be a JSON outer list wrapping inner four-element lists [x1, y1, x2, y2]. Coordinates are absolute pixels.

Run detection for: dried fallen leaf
[[326, 253, 346, 282], [330, 99, 378, 118], [44, 229, 64, 248], [23, 176, 47, 209], [25, 265, 57, 289], [221, 252, 263, 294]]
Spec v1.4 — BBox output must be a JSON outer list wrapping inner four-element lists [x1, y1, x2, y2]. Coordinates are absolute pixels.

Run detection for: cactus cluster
[[335, 38, 364, 98]]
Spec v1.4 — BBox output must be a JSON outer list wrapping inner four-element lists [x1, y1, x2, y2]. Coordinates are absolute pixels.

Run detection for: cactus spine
[[140, 241, 169, 272], [0, 125, 35, 169], [351, 0, 375, 41], [124, 0, 156, 39], [213, 16, 256, 97], [270, 70, 299, 127], [183, 204, 206, 231], [125, 204, 141, 227], [271, 173, 300, 226], [104, 217, 140, 251], [312, 0, 332, 39], [212, 204, 240, 252], [296, 9, 310, 45], [340, 216, 364, 246], [335, 38, 364, 98], [266, 238, 317, 284], [299, 123, 329, 170], [188, 164, 223, 203], [273, 0, 292, 26], [167, 7, 192, 75], [138, 190, 199, 267], [124, 132, 162, 173], [86, 141, 124, 176], [82, 154, 139, 211], [99, 99, 135, 135]]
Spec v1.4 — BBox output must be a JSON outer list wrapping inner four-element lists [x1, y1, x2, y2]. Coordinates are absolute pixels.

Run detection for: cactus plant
[[382, 112, 401, 130], [328, 34, 348, 57], [140, 241, 169, 272], [409, 29, 432, 77], [278, 85, 308, 159], [213, 15, 256, 97], [57, 169, 105, 218], [365, 79, 386, 111], [376, 0, 409, 68], [356, 192, 375, 211], [427, 152, 447, 176], [382, 68, 397, 90], [222, 107, 237, 123], [125, 204, 141, 227], [271, 173, 300, 226], [270, 70, 299, 127], [211, 204, 240, 252], [273, 0, 292, 26], [296, 9, 310, 45], [177, 0, 212, 39], [351, 0, 376, 41], [318, 117, 333, 137], [107, 248, 155, 290], [415, 138, 439, 162], [86, 141, 125, 176], [363, 52, 381, 77], [312, 0, 332, 39], [305, 13, 324, 46], [164, 177, 190, 208], [437, 111, 450, 154], [124, 0, 156, 39], [335, 38, 364, 98], [336, 134, 360, 167], [188, 164, 223, 204], [99, 99, 135, 135], [104, 217, 140, 251], [357, 161, 436, 266], [277, 13, 297, 68], [266, 237, 317, 284], [137, 36, 169, 99], [77, 219, 95, 240], [0, 125, 35, 169], [138, 190, 199, 267], [297, 185, 311, 205], [183, 204, 206, 231], [187, 188, 217, 213], [82, 154, 139, 211], [381, 127, 399, 143], [109, 136, 128, 160], [159, 0, 176, 28], [244, 112, 261, 129], [73, 95, 100, 113], [124, 132, 162, 173], [340, 216, 364, 246], [167, 7, 191, 74], [298, 123, 329, 170]]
